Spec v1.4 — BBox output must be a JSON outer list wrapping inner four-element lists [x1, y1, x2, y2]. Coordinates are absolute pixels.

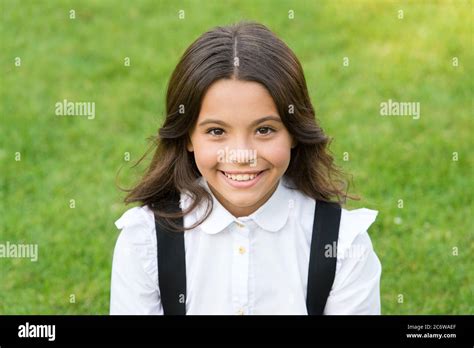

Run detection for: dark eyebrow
[[198, 115, 282, 128]]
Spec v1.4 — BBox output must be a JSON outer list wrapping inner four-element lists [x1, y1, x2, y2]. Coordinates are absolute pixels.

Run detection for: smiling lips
[[219, 170, 266, 182]]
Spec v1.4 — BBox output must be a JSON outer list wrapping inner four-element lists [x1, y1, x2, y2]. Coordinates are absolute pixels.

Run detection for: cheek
[[258, 134, 293, 168], [192, 142, 221, 170], [259, 144, 292, 168]]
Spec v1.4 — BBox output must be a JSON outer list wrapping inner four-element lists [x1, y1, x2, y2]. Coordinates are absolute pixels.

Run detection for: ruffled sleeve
[[110, 206, 163, 315], [324, 208, 382, 315]]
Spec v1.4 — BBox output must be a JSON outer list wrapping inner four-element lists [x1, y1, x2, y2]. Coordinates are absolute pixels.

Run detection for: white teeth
[[223, 172, 258, 181]]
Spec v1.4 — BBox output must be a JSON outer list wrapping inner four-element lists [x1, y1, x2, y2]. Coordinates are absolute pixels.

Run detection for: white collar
[[183, 175, 295, 234]]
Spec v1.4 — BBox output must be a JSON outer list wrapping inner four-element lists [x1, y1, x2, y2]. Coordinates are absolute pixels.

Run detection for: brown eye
[[206, 128, 224, 136], [256, 126, 275, 135]]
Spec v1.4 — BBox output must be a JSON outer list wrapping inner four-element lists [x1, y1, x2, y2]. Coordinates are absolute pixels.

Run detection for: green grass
[[1, 0, 472, 314]]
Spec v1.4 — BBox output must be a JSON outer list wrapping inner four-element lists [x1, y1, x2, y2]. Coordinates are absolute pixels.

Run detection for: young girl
[[110, 21, 381, 315]]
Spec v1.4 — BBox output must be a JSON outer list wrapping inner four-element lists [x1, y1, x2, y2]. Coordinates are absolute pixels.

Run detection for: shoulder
[[115, 205, 155, 233], [114, 205, 156, 252], [338, 207, 378, 258], [325, 207, 381, 314], [113, 206, 157, 282], [291, 189, 379, 256]]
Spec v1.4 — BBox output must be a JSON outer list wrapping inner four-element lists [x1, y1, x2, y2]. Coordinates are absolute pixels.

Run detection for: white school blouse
[[110, 176, 382, 315]]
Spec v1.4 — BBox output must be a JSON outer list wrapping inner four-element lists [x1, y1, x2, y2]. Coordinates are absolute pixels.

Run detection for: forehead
[[199, 79, 279, 121]]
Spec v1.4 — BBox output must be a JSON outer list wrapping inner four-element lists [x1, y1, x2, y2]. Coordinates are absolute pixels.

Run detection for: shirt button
[[238, 246, 246, 254], [235, 220, 245, 228], [237, 308, 245, 315]]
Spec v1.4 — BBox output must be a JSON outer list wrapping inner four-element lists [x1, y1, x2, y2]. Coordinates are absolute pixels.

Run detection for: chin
[[226, 197, 258, 208]]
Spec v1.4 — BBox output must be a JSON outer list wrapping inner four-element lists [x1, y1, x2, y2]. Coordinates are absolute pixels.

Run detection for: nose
[[227, 136, 257, 165]]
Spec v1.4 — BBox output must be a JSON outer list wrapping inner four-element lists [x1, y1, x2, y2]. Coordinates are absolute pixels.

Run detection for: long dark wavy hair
[[122, 21, 358, 232]]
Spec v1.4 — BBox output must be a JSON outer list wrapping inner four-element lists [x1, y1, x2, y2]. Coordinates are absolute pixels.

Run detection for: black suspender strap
[[154, 191, 187, 315], [306, 199, 342, 315]]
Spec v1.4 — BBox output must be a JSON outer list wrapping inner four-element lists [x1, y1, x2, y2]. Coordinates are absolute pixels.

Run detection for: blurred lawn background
[[0, 0, 472, 314]]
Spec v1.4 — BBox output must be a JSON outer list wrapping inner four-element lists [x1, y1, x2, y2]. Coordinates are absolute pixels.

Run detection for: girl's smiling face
[[187, 78, 295, 218]]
